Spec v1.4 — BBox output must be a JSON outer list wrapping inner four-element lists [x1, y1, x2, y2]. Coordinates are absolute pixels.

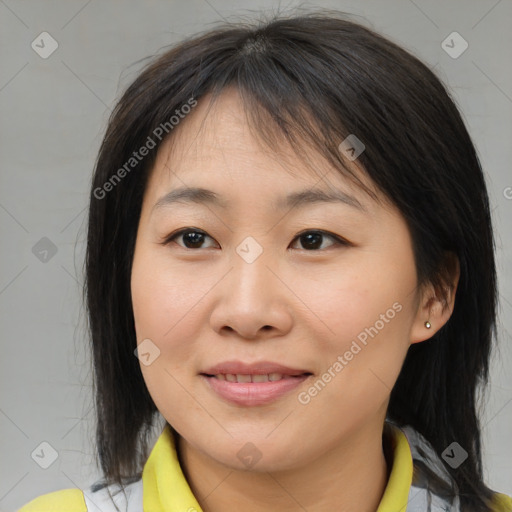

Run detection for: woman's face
[[131, 88, 429, 472]]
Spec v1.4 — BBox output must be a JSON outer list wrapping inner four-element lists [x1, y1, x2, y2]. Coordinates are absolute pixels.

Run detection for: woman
[[18, 11, 512, 512]]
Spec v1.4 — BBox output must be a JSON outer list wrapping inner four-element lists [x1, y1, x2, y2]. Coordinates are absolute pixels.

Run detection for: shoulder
[[492, 492, 512, 511], [17, 477, 143, 512], [17, 488, 87, 512], [388, 422, 512, 512]]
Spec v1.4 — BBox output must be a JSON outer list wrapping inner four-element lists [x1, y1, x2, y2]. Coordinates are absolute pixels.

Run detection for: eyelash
[[160, 228, 351, 251]]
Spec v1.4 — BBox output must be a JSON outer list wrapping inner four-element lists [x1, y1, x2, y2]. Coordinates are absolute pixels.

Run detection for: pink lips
[[202, 360, 310, 376], [200, 360, 312, 406]]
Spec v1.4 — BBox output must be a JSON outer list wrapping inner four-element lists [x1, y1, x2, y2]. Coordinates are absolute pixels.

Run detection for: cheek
[[294, 250, 416, 393], [131, 261, 173, 342], [130, 247, 209, 422], [130, 245, 213, 356], [294, 251, 414, 343]]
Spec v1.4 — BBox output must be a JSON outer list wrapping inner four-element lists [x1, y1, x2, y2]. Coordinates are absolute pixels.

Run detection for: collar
[[142, 425, 203, 511], [142, 422, 413, 512], [377, 423, 413, 511]]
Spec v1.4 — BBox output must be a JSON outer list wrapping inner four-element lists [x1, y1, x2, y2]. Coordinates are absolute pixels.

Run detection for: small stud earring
[[425, 320, 431, 329]]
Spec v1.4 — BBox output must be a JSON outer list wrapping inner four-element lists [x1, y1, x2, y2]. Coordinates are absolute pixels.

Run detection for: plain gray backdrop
[[1, 1, 511, 510]]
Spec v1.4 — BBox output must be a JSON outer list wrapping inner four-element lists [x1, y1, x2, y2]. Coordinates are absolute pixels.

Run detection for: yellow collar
[[142, 425, 203, 511], [142, 423, 413, 512], [377, 424, 412, 511]]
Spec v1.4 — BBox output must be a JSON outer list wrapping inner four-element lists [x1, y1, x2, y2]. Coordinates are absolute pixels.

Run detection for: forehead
[[146, 88, 384, 212]]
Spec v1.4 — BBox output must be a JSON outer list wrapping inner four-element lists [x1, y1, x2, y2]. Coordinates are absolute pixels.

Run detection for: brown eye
[[164, 229, 217, 249], [290, 230, 348, 251]]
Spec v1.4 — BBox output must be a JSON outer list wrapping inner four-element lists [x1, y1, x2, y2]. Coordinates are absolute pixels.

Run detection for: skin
[[130, 87, 459, 512]]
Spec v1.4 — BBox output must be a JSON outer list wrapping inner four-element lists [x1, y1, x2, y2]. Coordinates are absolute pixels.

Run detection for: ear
[[410, 252, 460, 344]]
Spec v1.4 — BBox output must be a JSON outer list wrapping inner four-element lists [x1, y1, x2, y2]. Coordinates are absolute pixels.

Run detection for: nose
[[209, 250, 293, 340]]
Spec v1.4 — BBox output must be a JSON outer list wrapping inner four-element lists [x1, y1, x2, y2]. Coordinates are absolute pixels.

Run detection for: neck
[[176, 421, 390, 512]]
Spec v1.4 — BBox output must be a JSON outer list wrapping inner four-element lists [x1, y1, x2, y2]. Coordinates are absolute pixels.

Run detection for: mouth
[[201, 360, 312, 377], [201, 372, 312, 383], [199, 371, 313, 406]]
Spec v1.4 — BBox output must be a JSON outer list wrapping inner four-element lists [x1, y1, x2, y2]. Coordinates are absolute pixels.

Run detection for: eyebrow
[[152, 186, 367, 214]]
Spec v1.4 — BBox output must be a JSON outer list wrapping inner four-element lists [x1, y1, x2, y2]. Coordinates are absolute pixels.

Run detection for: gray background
[[1, 0, 511, 510]]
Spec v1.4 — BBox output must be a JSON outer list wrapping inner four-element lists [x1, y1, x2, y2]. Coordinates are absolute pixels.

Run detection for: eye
[[290, 230, 348, 251], [161, 228, 350, 251], [163, 228, 218, 249]]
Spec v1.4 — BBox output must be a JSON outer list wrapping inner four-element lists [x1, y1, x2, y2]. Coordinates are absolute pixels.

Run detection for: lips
[[200, 360, 313, 406], [207, 373, 305, 383], [201, 360, 311, 377]]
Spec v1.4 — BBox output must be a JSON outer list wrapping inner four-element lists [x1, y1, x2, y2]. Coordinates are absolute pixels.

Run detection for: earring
[[425, 320, 432, 329]]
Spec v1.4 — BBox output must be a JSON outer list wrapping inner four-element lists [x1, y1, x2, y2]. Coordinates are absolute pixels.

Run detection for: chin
[[201, 436, 303, 473]]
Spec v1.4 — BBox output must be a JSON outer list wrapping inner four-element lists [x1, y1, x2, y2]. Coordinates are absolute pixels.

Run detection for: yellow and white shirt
[[18, 422, 512, 512]]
